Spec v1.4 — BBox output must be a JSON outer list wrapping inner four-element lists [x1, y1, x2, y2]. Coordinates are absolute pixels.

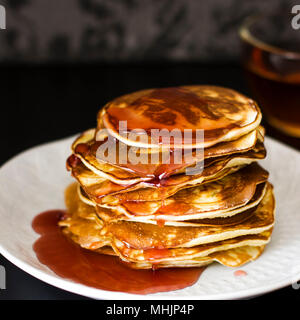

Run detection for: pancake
[[64, 225, 267, 269], [110, 231, 271, 264], [79, 183, 266, 227], [71, 126, 264, 183], [95, 184, 267, 226], [92, 163, 268, 222], [71, 128, 151, 185], [68, 140, 265, 204], [99, 86, 262, 149], [126, 245, 266, 269], [60, 85, 274, 272], [77, 163, 268, 226], [59, 183, 273, 269], [98, 183, 274, 250], [95, 200, 261, 227], [60, 182, 274, 251]]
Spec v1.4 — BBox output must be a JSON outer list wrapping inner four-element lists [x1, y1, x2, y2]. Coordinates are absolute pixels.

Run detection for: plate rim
[[1, 242, 299, 300]]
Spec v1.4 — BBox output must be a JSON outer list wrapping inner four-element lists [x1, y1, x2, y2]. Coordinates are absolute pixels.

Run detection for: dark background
[[0, 0, 300, 300], [0, 0, 299, 63]]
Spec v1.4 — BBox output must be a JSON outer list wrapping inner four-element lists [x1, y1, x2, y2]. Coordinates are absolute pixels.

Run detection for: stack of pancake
[[60, 86, 275, 269]]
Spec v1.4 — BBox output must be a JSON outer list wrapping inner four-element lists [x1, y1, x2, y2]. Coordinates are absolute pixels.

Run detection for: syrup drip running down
[[32, 210, 205, 295]]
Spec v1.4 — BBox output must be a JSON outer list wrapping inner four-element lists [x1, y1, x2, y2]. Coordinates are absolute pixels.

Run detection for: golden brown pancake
[[98, 184, 274, 250], [65, 225, 267, 269], [77, 183, 267, 227], [99, 86, 262, 149], [92, 164, 268, 222], [71, 129, 151, 185], [59, 183, 273, 269], [111, 231, 271, 264], [61, 85, 274, 272], [76, 163, 268, 227], [60, 182, 274, 251], [127, 245, 266, 269], [78, 183, 267, 227], [71, 126, 264, 183], [95, 200, 261, 227], [68, 138, 266, 204]]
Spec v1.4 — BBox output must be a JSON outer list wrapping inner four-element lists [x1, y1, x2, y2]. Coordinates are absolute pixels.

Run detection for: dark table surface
[[0, 62, 299, 300]]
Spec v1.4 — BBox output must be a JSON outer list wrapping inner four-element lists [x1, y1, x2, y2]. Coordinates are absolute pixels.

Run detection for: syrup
[[32, 210, 205, 294], [234, 270, 248, 277], [104, 87, 238, 143]]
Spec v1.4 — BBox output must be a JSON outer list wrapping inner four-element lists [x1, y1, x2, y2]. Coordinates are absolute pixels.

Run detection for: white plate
[[0, 135, 300, 300]]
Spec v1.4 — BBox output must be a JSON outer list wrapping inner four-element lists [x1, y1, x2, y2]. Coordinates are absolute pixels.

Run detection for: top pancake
[[99, 86, 261, 149]]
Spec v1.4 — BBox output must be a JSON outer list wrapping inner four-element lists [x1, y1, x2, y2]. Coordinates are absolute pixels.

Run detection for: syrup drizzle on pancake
[[101, 86, 261, 148]]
